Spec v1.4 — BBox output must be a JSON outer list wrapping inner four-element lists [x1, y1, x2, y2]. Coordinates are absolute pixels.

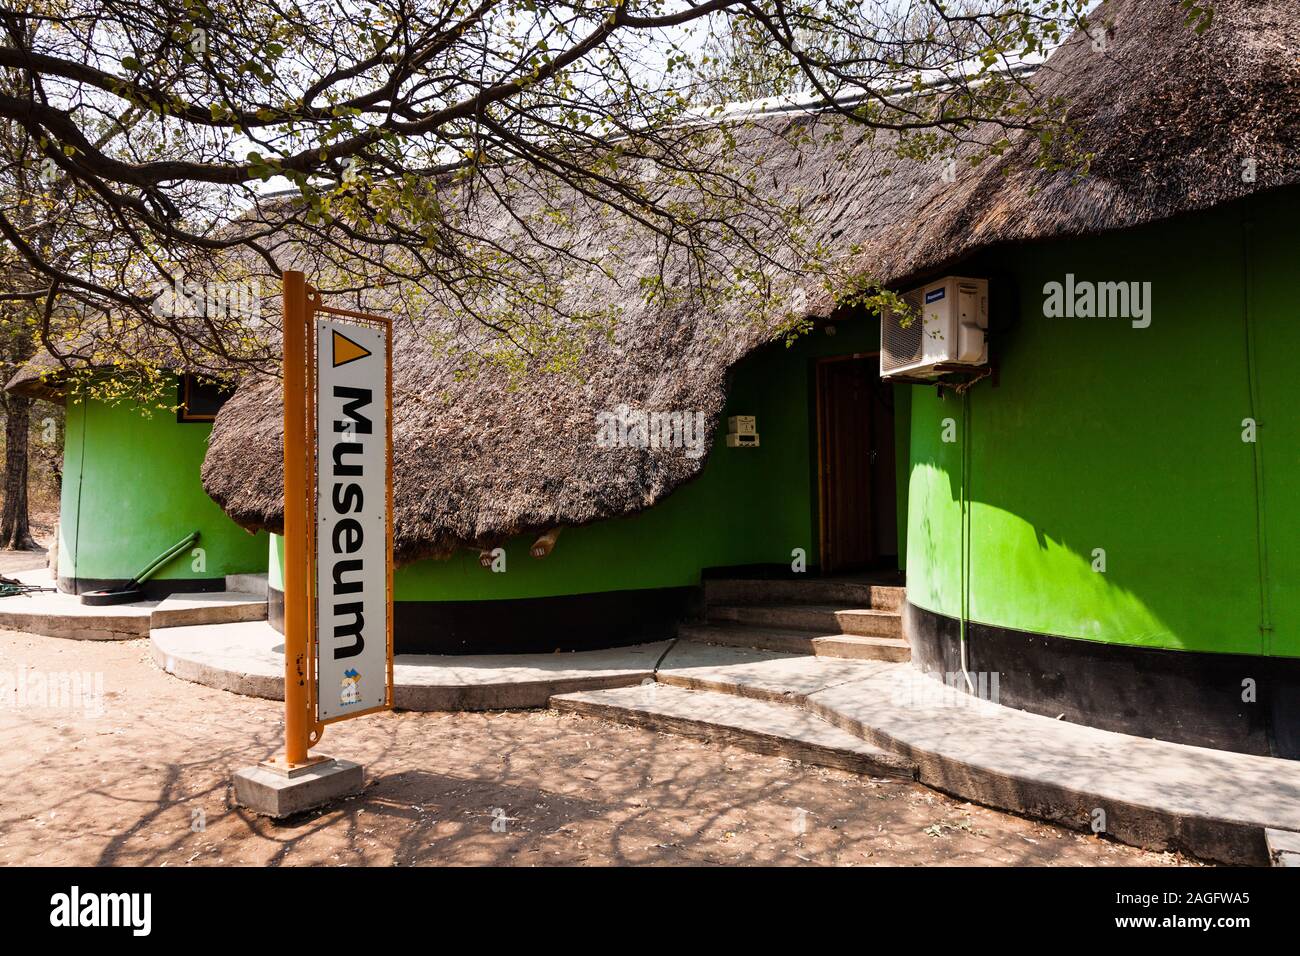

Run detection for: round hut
[[206, 0, 1300, 756], [6, 361, 268, 596], [23, 0, 1296, 758]]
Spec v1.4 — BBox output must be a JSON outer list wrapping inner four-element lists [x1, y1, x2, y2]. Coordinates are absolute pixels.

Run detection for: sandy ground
[[0, 511, 54, 576], [0, 551, 47, 575], [0, 628, 1199, 867]]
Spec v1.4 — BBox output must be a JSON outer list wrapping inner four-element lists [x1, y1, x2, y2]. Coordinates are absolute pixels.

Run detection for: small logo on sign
[[340, 668, 361, 705], [925, 288, 946, 304], [332, 330, 372, 367]]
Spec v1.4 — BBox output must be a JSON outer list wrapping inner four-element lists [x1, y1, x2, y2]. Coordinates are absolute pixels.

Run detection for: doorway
[[815, 355, 898, 573]]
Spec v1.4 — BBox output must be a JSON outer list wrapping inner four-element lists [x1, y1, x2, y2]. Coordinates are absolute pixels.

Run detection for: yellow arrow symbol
[[332, 329, 371, 367]]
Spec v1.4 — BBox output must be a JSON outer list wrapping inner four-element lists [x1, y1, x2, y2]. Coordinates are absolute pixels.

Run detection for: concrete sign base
[[234, 757, 364, 818]]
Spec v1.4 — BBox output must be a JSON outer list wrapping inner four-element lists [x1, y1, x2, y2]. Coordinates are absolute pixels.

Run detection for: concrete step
[[0, 599, 154, 641], [708, 603, 903, 639], [150, 592, 268, 629], [679, 623, 910, 662], [224, 572, 269, 598], [704, 577, 904, 611], [654, 641, 1300, 866], [153, 622, 670, 710], [551, 682, 916, 779]]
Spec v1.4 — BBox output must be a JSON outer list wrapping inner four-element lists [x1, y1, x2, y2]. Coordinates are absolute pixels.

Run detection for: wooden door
[[817, 357, 897, 573]]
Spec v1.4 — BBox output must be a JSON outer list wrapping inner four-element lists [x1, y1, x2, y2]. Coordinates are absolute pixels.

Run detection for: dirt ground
[[0, 513, 54, 576], [0, 627, 1198, 867], [0, 550, 47, 576]]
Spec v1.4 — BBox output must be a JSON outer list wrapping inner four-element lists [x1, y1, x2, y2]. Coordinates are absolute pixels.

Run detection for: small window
[[176, 374, 233, 423]]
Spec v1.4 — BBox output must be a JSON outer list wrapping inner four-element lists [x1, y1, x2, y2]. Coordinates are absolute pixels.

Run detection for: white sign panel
[[315, 317, 390, 720]]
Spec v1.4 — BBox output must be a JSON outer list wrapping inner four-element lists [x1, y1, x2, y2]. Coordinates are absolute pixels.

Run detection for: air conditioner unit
[[880, 277, 988, 379]]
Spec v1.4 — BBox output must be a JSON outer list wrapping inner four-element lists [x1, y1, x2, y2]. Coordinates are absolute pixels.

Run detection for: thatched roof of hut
[[18, 0, 1300, 563]]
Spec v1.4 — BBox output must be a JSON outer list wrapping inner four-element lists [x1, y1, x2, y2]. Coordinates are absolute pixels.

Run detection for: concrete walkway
[[151, 620, 669, 710], [554, 681, 916, 779], [0, 568, 265, 639], [647, 641, 1300, 865]]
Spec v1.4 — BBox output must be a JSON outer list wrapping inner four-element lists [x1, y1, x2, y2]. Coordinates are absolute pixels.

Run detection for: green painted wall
[[906, 189, 1298, 658], [60, 389, 268, 587], [270, 316, 909, 601]]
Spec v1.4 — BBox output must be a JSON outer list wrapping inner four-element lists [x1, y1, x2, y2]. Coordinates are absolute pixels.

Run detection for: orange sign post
[[233, 270, 393, 816], [279, 269, 320, 770]]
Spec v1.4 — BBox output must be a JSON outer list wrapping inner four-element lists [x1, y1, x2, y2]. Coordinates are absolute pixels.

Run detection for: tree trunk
[[0, 395, 37, 550]]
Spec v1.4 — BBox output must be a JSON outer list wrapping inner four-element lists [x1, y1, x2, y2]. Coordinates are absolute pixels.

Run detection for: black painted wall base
[[59, 575, 226, 601], [268, 585, 702, 655], [906, 602, 1300, 759], [701, 562, 904, 583]]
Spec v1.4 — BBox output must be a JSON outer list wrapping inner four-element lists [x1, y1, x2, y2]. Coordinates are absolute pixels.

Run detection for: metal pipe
[[959, 389, 975, 695], [128, 530, 199, 586]]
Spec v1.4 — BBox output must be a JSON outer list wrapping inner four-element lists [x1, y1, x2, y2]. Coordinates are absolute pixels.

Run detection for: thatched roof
[[5, 287, 277, 404], [53, 0, 1300, 562], [6, 359, 65, 403], [5, 306, 127, 403], [5, 332, 244, 404]]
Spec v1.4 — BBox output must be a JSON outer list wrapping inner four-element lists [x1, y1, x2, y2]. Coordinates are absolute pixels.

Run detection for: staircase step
[[150, 592, 268, 629], [550, 682, 916, 779], [705, 577, 904, 611], [708, 603, 903, 638], [679, 623, 910, 662]]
